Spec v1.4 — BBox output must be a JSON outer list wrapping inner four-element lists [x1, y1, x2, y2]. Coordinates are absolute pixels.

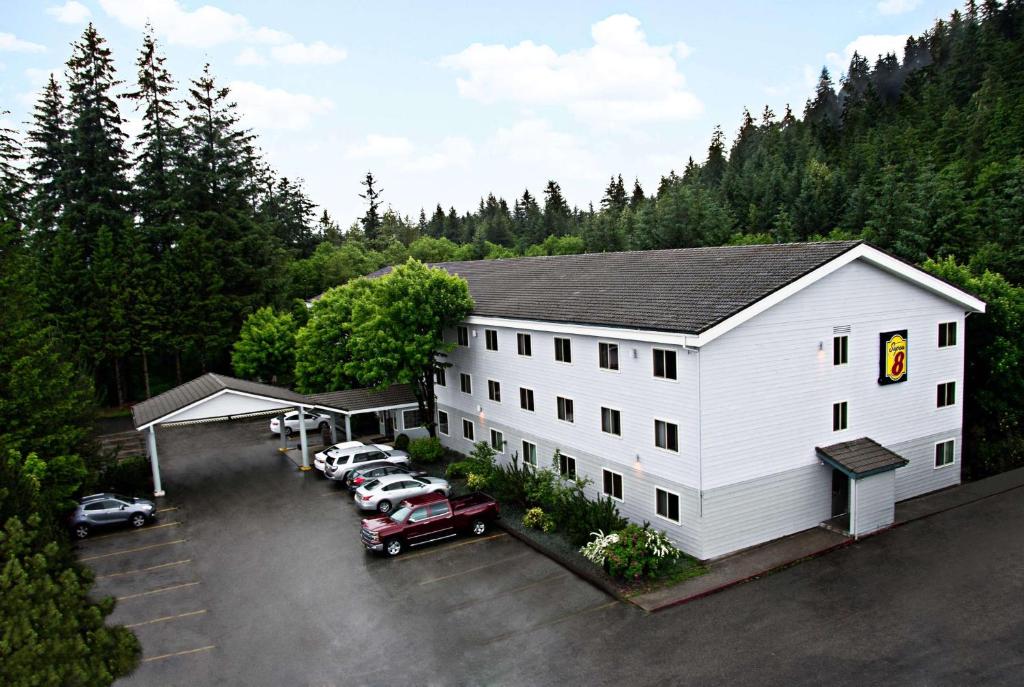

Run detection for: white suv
[[269, 410, 332, 436], [324, 444, 411, 482], [314, 441, 364, 472]]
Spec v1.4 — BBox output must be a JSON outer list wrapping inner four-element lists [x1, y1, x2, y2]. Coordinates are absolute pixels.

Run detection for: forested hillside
[[1, 4, 1023, 477]]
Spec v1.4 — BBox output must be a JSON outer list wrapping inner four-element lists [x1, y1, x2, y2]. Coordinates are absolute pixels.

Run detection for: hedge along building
[[419, 241, 985, 560]]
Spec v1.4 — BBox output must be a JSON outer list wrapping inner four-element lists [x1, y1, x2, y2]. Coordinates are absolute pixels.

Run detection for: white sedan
[[354, 474, 451, 513], [269, 410, 332, 437]]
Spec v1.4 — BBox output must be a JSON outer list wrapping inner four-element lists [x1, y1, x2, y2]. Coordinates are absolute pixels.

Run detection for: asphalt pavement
[[79, 420, 1024, 686]]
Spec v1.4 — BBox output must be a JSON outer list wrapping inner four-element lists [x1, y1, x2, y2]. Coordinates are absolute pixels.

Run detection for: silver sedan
[[353, 473, 450, 513]]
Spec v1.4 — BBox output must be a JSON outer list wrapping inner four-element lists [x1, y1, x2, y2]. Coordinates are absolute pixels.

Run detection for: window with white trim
[[462, 418, 474, 441], [937, 382, 956, 408], [938, 322, 957, 348], [656, 488, 680, 523], [602, 469, 623, 500], [456, 326, 469, 347], [488, 379, 501, 402], [490, 429, 504, 452], [654, 419, 678, 452], [934, 439, 954, 468], [460, 373, 472, 395], [601, 407, 621, 436], [437, 410, 449, 436], [522, 440, 537, 466], [402, 409, 423, 428], [558, 453, 576, 479], [833, 335, 848, 365], [653, 349, 677, 380], [599, 342, 619, 371], [519, 387, 535, 411], [556, 396, 574, 423], [517, 333, 532, 356], [554, 337, 572, 363], [485, 329, 498, 351], [833, 401, 848, 431], [435, 367, 446, 387]]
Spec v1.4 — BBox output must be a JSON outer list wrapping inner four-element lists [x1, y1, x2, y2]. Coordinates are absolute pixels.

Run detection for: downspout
[[697, 346, 703, 517]]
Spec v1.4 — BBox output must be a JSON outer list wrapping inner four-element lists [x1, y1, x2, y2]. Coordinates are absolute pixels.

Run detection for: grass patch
[[619, 556, 709, 598]]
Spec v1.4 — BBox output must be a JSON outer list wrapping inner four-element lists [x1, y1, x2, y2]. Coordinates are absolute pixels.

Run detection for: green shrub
[[445, 460, 474, 479], [466, 472, 488, 490], [408, 436, 444, 464], [581, 524, 681, 580], [522, 507, 555, 533], [91, 454, 152, 497], [393, 433, 410, 451], [551, 491, 627, 546]]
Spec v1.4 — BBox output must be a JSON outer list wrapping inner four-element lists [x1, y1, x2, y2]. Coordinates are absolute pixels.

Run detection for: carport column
[[146, 426, 165, 497], [329, 412, 338, 443], [344, 414, 352, 443], [298, 405, 311, 471], [278, 414, 287, 452]]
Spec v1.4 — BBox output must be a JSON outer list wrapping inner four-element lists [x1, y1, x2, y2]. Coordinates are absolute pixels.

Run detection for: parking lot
[[78, 420, 1024, 686]]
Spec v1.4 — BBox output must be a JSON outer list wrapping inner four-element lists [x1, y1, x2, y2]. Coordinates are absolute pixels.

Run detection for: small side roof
[[307, 384, 418, 414], [132, 373, 311, 430], [816, 438, 909, 480]]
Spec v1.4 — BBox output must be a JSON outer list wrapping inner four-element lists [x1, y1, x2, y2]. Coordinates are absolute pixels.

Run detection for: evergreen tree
[[702, 126, 727, 186], [601, 174, 627, 213], [542, 180, 571, 237], [630, 178, 646, 209], [359, 171, 383, 242], [25, 75, 69, 237]]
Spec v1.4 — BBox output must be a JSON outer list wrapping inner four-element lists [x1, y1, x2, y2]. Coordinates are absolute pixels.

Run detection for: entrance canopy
[[816, 437, 909, 480], [130, 373, 418, 497]]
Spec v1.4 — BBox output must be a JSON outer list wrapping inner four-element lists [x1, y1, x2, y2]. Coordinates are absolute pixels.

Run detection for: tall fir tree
[[359, 171, 383, 242]]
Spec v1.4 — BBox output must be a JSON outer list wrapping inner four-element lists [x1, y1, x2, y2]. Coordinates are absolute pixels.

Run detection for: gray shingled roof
[[370, 241, 862, 334], [307, 384, 418, 413], [132, 373, 310, 429], [816, 438, 909, 479]]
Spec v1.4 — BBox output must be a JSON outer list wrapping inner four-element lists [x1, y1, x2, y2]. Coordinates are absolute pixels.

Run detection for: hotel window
[[602, 470, 623, 500], [601, 407, 622, 436], [559, 453, 577, 479], [434, 367, 446, 387], [519, 387, 535, 412], [599, 342, 619, 371], [517, 333, 532, 356], [833, 335, 848, 365], [554, 337, 572, 363], [833, 402, 848, 431], [460, 373, 472, 395], [456, 326, 469, 347], [653, 349, 677, 380], [938, 322, 957, 348], [487, 379, 501, 402], [937, 382, 956, 408], [490, 429, 504, 452], [934, 439, 954, 468], [437, 410, 449, 436], [485, 329, 498, 351], [654, 419, 679, 452], [556, 396, 574, 423], [522, 440, 537, 466], [655, 488, 680, 523], [462, 419, 474, 441]]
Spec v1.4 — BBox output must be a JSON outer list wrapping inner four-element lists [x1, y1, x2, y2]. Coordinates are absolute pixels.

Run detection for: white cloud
[[234, 47, 267, 66], [271, 41, 347, 65], [487, 118, 601, 181], [346, 134, 414, 159], [344, 134, 474, 173], [440, 14, 702, 126], [827, 34, 908, 73], [47, 1, 91, 24], [877, 0, 922, 16], [227, 80, 334, 131], [98, 0, 291, 48], [0, 32, 47, 53], [404, 137, 475, 173]]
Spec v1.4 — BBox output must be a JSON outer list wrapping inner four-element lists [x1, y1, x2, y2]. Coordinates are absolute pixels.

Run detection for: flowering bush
[[466, 472, 488, 490], [522, 507, 555, 533], [580, 525, 680, 580]]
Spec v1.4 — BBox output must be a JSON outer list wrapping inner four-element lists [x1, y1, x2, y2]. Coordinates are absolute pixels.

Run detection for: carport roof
[[132, 373, 312, 429], [307, 384, 418, 413], [816, 438, 909, 479]]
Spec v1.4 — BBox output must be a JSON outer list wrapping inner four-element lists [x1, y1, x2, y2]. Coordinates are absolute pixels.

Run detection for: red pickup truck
[[360, 492, 499, 556]]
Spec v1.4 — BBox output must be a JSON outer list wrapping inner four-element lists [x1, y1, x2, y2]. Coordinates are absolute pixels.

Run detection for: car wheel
[[131, 513, 147, 528], [318, 422, 329, 432], [377, 500, 392, 514], [285, 426, 294, 437], [471, 519, 487, 536], [384, 538, 402, 556], [73, 523, 90, 539]]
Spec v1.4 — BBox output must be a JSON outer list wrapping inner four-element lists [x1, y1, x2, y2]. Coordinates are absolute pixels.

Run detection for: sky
[[2, 0, 961, 227]]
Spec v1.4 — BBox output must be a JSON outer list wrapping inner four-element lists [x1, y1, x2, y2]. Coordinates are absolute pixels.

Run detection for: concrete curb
[[495, 520, 628, 604]]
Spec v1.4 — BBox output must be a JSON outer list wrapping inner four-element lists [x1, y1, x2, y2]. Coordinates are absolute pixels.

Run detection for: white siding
[[852, 471, 895, 536], [889, 429, 961, 501]]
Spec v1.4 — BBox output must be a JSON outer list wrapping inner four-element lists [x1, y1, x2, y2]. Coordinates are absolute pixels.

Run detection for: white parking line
[[117, 581, 199, 601], [126, 609, 207, 628], [84, 522, 181, 541], [79, 539, 186, 562], [419, 552, 532, 585], [95, 559, 191, 579], [155, 506, 179, 514], [142, 645, 216, 663], [396, 533, 507, 561]]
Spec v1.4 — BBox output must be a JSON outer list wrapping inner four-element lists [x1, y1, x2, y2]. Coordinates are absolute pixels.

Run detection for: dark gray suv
[[69, 493, 156, 539]]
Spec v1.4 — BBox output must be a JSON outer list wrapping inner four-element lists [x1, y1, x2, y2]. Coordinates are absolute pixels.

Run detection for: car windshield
[[363, 479, 380, 491], [389, 506, 411, 523]]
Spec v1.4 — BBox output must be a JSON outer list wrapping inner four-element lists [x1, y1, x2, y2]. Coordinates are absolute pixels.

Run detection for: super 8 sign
[[879, 330, 908, 385]]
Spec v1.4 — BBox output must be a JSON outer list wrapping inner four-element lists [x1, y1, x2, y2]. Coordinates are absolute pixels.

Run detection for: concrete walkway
[[632, 466, 1024, 612]]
